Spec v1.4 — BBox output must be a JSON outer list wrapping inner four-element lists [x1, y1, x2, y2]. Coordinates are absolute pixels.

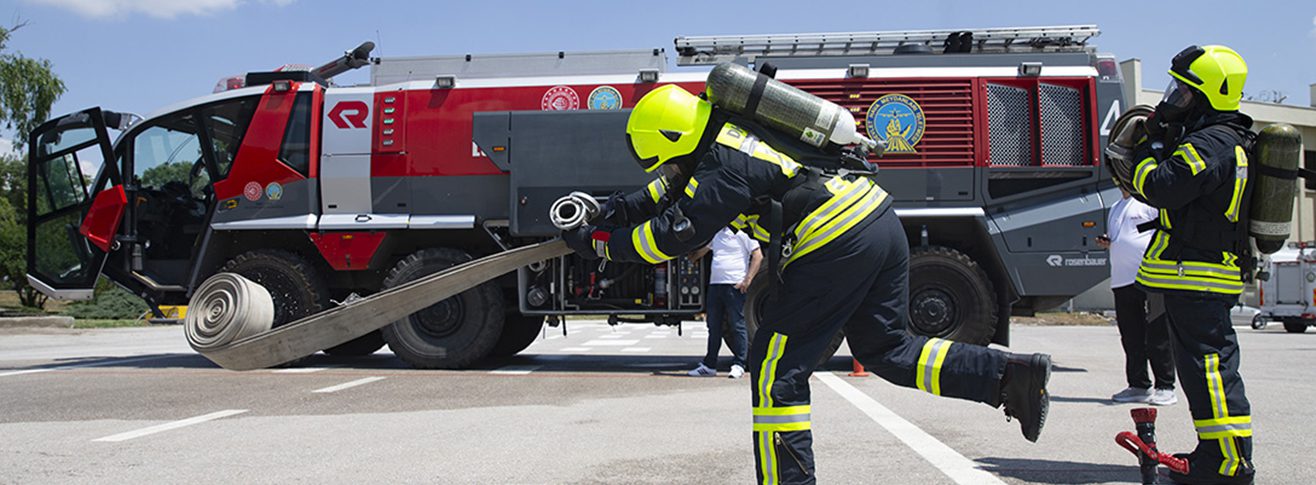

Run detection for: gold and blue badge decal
[[866, 94, 925, 154], [588, 86, 623, 110]]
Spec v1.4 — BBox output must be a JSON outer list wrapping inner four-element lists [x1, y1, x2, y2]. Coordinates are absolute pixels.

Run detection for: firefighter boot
[[1167, 440, 1255, 485], [1000, 352, 1051, 442]]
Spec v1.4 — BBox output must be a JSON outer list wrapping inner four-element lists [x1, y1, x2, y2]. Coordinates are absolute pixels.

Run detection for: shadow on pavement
[[1050, 394, 1122, 406], [976, 457, 1139, 484]]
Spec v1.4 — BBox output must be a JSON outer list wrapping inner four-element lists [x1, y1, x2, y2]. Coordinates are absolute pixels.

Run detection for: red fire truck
[[26, 25, 1122, 368]]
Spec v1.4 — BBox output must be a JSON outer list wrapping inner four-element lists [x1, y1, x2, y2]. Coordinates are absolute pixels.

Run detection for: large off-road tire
[[380, 248, 505, 369], [1283, 319, 1310, 334], [488, 314, 545, 359], [744, 273, 844, 370], [221, 250, 329, 366], [323, 330, 386, 357], [907, 246, 998, 345]]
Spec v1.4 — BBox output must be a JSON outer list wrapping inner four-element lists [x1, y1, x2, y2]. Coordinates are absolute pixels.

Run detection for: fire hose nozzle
[[549, 192, 601, 231]]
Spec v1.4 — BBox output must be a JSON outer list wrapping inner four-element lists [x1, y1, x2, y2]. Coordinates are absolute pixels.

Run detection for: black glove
[[596, 192, 629, 227], [562, 225, 606, 260]]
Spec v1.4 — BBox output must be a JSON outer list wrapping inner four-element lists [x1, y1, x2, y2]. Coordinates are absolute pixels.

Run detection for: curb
[[0, 316, 75, 329]]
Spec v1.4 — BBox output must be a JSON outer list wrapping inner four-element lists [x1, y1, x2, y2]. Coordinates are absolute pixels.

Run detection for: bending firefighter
[[1109, 45, 1257, 485], [561, 84, 1052, 484]]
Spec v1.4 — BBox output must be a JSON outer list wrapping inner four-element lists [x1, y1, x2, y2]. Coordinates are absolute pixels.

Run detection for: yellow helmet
[[626, 84, 712, 172], [1168, 45, 1247, 112]]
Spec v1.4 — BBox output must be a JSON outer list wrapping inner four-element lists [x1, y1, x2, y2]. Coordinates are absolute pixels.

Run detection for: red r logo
[[328, 101, 369, 129]]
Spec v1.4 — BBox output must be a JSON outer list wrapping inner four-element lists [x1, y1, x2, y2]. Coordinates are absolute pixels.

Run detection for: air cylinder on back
[[705, 63, 878, 151], [1250, 123, 1303, 254]]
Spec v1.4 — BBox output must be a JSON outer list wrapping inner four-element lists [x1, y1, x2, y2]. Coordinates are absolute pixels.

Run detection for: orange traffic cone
[[848, 358, 870, 377]]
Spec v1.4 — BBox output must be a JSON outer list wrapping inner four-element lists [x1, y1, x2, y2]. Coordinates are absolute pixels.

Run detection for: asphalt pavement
[[0, 321, 1311, 484]]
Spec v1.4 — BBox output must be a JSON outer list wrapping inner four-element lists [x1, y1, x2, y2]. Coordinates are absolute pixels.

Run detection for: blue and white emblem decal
[[587, 86, 623, 110], [265, 181, 284, 201], [866, 94, 925, 154]]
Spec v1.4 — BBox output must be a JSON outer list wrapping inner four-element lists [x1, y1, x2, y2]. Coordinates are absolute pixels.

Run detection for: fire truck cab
[[27, 25, 1124, 369]]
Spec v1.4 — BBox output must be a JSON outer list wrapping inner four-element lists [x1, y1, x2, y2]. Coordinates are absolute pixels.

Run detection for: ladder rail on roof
[[675, 25, 1100, 65]]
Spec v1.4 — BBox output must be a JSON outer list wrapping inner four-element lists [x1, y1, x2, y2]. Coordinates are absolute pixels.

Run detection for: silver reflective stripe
[[1141, 261, 1239, 278], [753, 414, 811, 424], [1196, 422, 1251, 435], [1137, 273, 1243, 291]]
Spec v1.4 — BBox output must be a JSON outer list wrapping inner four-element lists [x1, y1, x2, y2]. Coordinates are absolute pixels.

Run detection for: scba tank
[[705, 63, 878, 151], [1250, 123, 1303, 254]]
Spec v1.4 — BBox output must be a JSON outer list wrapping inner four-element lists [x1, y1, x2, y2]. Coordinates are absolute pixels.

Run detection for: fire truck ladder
[[185, 240, 571, 370], [675, 24, 1099, 65]]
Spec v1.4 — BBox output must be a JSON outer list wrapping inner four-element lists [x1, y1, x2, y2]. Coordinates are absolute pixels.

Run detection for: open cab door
[[25, 108, 125, 300]]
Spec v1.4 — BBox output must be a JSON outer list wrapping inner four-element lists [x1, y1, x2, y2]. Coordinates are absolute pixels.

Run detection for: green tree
[[1, 23, 66, 151], [0, 23, 65, 308]]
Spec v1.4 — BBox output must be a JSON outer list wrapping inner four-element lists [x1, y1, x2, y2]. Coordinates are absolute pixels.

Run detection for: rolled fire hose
[[184, 273, 274, 351], [185, 240, 572, 370]]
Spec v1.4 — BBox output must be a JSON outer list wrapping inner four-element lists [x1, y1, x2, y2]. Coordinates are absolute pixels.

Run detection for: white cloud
[[0, 137, 15, 157], [25, 0, 295, 19]]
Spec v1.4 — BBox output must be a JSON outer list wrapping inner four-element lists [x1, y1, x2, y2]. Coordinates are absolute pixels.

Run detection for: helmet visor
[[1160, 79, 1196, 111]]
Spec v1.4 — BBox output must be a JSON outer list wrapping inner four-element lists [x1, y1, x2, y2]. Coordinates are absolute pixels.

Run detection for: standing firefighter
[[562, 83, 1053, 484], [1110, 45, 1257, 485]]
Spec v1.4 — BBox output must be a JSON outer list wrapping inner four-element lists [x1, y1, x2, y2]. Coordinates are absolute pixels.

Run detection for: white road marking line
[[560, 347, 591, 352], [815, 372, 1006, 485], [621, 347, 651, 352], [643, 335, 667, 339], [581, 340, 640, 346], [273, 366, 335, 374], [0, 355, 170, 378], [312, 376, 386, 394], [490, 365, 542, 375], [599, 335, 625, 339], [92, 409, 248, 442]]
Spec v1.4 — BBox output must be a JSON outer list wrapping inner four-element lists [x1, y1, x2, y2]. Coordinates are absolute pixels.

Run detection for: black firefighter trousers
[[749, 209, 1008, 485], [1156, 291, 1254, 477]]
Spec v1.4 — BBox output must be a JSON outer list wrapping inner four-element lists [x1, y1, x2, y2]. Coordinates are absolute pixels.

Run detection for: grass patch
[[1011, 311, 1112, 326], [72, 319, 148, 329]]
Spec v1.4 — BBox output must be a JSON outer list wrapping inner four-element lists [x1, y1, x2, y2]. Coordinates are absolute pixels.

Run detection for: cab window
[[200, 96, 259, 179], [132, 113, 207, 199]]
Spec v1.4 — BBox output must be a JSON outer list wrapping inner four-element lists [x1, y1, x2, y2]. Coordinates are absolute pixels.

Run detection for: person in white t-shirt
[[687, 227, 762, 378], [1099, 188, 1177, 406]]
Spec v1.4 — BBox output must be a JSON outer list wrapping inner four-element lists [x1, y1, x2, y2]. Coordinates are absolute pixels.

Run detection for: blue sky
[[1, 0, 1314, 149]]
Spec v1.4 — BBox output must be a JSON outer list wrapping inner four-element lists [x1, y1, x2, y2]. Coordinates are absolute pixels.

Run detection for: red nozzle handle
[[1115, 432, 1190, 475], [1130, 407, 1158, 424]]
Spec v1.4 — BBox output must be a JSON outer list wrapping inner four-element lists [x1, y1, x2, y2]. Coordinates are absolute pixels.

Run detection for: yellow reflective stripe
[[1135, 272, 1244, 294], [631, 220, 672, 264], [1195, 416, 1253, 439], [1219, 437, 1241, 476], [758, 431, 776, 484], [683, 178, 700, 198], [1177, 143, 1207, 175], [715, 122, 799, 177], [915, 338, 953, 395], [787, 186, 887, 267], [1159, 209, 1172, 230], [1133, 157, 1158, 195], [753, 405, 810, 416], [792, 177, 864, 241], [1140, 260, 1241, 279], [758, 333, 787, 407], [1206, 354, 1229, 418], [1225, 146, 1248, 223], [754, 421, 812, 432], [646, 177, 667, 204], [1145, 230, 1170, 260]]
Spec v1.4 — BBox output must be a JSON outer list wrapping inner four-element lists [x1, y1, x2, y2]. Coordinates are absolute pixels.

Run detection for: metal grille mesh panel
[[987, 84, 1034, 166], [1038, 83, 1085, 166]]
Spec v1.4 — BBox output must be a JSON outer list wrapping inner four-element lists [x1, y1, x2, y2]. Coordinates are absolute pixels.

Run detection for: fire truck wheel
[[1283, 318, 1310, 334], [381, 248, 505, 369], [908, 246, 997, 345], [323, 330, 386, 357], [221, 250, 331, 366], [743, 270, 844, 370], [488, 315, 545, 358]]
